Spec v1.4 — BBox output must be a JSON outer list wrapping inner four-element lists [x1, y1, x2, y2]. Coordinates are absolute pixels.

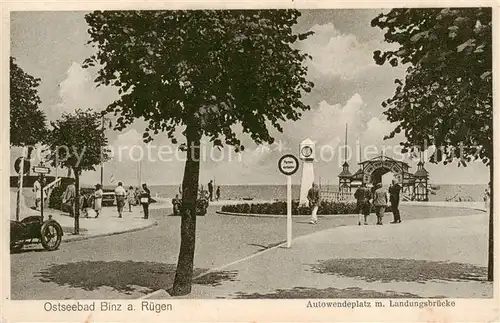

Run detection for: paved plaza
[[10, 195, 491, 300]]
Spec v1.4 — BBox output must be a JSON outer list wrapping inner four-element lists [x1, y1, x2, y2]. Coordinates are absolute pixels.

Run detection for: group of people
[[60, 180, 151, 220], [113, 182, 151, 219], [207, 180, 221, 201], [306, 179, 402, 226], [354, 179, 402, 226]]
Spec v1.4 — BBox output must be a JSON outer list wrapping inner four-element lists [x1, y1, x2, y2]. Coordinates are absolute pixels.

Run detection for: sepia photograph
[[3, 2, 498, 322]]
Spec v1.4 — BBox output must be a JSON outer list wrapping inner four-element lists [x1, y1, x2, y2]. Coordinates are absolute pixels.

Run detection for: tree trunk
[[488, 164, 493, 281], [172, 124, 201, 296], [27, 146, 34, 160], [74, 170, 80, 235]]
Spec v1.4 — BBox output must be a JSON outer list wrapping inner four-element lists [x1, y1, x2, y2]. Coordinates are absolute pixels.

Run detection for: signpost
[[278, 154, 299, 248], [33, 165, 50, 221]]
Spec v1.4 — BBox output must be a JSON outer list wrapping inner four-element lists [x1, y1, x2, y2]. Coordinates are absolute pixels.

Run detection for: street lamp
[[100, 114, 111, 187]]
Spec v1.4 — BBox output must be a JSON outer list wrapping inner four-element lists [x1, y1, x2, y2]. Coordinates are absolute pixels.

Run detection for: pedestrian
[[389, 179, 402, 223], [79, 189, 89, 218], [33, 176, 42, 210], [216, 186, 221, 201], [61, 179, 76, 218], [135, 186, 141, 205], [94, 184, 103, 218], [484, 182, 491, 211], [114, 182, 126, 218], [354, 183, 372, 225], [208, 180, 214, 201], [372, 182, 388, 225], [172, 194, 182, 215], [127, 186, 136, 212], [140, 183, 151, 219], [308, 182, 320, 224]]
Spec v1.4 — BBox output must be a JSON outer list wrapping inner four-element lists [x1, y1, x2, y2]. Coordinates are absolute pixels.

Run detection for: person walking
[[172, 194, 182, 216], [216, 186, 221, 201], [308, 182, 320, 225], [127, 186, 136, 212], [61, 179, 76, 218], [354, 183, 372, 225], [372, 182, 388, 225], [484, 182, 491, 211], [33, 176, 42, 210], [79, 189, 89, 218], [208, 180, 214, 202], [140, 183, 151, 219], [114, 182, 126, 218], [389, 179, 402, 223], [94, 184, 103, 218]]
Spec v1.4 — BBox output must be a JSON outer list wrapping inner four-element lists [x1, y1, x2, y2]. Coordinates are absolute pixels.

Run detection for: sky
[[9, 9, 490, 186]]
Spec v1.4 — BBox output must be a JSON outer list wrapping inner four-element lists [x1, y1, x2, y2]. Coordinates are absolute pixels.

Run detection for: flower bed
[[220, 201, 393, 215]]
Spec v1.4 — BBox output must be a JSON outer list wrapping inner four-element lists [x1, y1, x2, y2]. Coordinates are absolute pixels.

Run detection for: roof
[[300, 138, 315, 145], [338, 169, 352, 177], [351, 168, 364, 180], [414, 168, 429, 177]]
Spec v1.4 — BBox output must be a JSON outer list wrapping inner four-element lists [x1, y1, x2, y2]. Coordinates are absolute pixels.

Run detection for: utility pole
[[100, 114, 104, 187]]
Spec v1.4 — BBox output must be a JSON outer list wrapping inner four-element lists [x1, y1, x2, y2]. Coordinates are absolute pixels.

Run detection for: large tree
[[84, 10, 314, 295], [45, 109, 110, 234], [372, 8, 493, 280], [10, 57, 47, 157]]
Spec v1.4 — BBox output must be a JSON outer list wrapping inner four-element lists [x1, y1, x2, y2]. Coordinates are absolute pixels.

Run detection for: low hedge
[[220, 201, 393, 215]]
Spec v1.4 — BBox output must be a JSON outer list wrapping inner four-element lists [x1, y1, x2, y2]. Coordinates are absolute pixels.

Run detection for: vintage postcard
[[1, 0, 499, 322]]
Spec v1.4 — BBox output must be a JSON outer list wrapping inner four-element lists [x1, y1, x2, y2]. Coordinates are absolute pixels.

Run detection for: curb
[[62, 220, 159, 243]]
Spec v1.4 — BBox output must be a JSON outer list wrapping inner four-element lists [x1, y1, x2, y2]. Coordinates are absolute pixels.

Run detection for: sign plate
[[33, 166, 50, 174], [278, 154, 299, 176], [14, 157, 30, 175]]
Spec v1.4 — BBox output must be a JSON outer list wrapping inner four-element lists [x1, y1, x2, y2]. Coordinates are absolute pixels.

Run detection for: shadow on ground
[[234, 286, 422, 299], [36, 261, 238, 295], [310, 258, 488, 283]]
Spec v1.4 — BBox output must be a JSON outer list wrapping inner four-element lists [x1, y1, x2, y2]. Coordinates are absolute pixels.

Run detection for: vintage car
[[10, 215, 63, 253], [102, 192, 116, 206]]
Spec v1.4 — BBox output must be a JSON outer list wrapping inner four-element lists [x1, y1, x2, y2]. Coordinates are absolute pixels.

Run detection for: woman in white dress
[[94, 183, 103, 218]]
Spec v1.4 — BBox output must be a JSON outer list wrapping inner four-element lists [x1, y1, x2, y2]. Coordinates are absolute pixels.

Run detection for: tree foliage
[[83, 10, 314, 148], [45, 109, 110, 234], [10, 57, 47, 148], [83, 9, 314, 295], [46, 109, 110, 173], [372, 8, 492, 166]]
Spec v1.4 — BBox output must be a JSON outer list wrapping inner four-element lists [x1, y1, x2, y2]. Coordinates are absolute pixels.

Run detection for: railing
[[320, 191, 354, 202], [44, 177, 62, 202]]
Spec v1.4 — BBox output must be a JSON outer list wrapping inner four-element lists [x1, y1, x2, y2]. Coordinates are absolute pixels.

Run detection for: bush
[[220, 201, 393, 215], [48, 184, 94, 210], [48, 185, 66, 210]]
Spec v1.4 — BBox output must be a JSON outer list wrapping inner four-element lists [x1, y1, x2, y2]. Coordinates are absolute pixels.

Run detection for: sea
[[147, 184, 488, 202]]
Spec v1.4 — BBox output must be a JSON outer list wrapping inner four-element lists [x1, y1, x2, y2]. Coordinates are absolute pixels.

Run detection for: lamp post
[[100, 114, 111, 187]]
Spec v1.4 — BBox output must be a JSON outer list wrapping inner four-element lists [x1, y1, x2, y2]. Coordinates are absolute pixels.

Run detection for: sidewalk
[[10, 190, 157, 243], [150, 211, 492, 299]]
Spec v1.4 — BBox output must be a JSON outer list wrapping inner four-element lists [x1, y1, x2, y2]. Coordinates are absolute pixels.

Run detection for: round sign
[[301, 146, 313, 158], [278, 154, 299, 176], [14, 157, 30, 175]]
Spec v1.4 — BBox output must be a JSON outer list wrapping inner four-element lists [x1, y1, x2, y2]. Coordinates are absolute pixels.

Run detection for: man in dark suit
[[208, 180, 214, 201], [389, 179, 402, 223]]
